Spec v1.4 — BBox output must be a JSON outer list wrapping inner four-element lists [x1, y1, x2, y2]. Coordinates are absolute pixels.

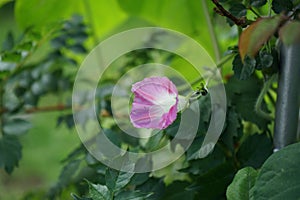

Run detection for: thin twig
[[211, 0, 248, 27]]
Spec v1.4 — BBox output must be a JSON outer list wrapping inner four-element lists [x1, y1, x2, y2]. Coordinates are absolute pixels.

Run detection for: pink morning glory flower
[[130, 76, 178, 130]]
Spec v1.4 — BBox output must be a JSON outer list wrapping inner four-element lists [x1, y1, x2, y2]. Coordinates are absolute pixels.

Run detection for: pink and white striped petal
[[130, 76, 178, 129]]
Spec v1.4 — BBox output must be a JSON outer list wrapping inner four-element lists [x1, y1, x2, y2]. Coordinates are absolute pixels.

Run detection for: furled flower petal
[[130, 76, 178, 129]]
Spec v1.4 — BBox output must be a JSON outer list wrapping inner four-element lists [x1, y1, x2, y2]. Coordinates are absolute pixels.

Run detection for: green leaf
[[220, 107, 243, 152], [71, 193, 92, 200], [3, 118, 32, 136], [239, 16, 284, 60], [48, 159, 81, 199], [15, 0, 74, 29], [272, 0, 293, 14], [229, 3, 247, 18], [136, 178, 165, 200], [144, 131, 164, 151], [188, 162, 236, 199], [250, 142, 300, 199], [31, 81, 45, 95], [233, 55, 256, 80], [162, 181, 195, 200], [88, 182, 111, 200], [0, 135, 22, 174], [115, 191, 152, 200], [68, 44, 87, 54], [226, 167, 258, 200], [184, 144, 226, 175], [279, 21, 300, 45], [250, 0, 267, 8], [2, 32, 14, 51], [226, 75, 270, 129], [0, 0, 12, 8], [237, 134, 273, 168], [17, 41, 33, 51], [105, 166, 134, 192], [1, 52, 22, 62], [256, 50, 273, 70]]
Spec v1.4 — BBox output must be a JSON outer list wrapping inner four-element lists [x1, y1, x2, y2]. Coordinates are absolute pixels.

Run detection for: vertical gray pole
[[274, 44, 300, 150]]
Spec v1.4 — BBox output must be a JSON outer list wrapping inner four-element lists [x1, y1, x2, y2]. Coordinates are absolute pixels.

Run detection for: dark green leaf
[[129, 173, 150, 187], [237, 133, 273, 168], [71, 193, 92, 200], [105, 166, 134, 192], [250, 142, 300, 199], [258, 50, 273, 69], [136, 178, 165, 200], [48, 159, 81, 199], [226, 75, 270, 129], [220, 107, 243, 152], [162, 181, 194, 200], [184, 144, 226, 175], [88, 182, 111, 200], [233, 55, 256, 80], [23, 91, 38, 106], [226, 167, 258, 200], [115, 191, 152, 200], [229, 3, 247, 18], [250, 0, 267, 8], [272, 0, 293, 13], [189, 162, 236, 199], [68, 44, 87, 54], [0, 135, 22, 174], [0, 0, 12, 8], [51, 37, 66, 49], [2, 32, 14, 51], [3, 118, 32, 136]]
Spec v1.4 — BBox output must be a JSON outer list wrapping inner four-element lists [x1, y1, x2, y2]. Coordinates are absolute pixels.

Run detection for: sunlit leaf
[[239, 16, 284, 60], [15, 0, 74, 29]]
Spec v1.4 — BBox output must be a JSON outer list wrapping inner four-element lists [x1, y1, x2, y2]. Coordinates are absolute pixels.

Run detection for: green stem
[[255, 74, 276, 121], [202, 0, 221, 63]]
